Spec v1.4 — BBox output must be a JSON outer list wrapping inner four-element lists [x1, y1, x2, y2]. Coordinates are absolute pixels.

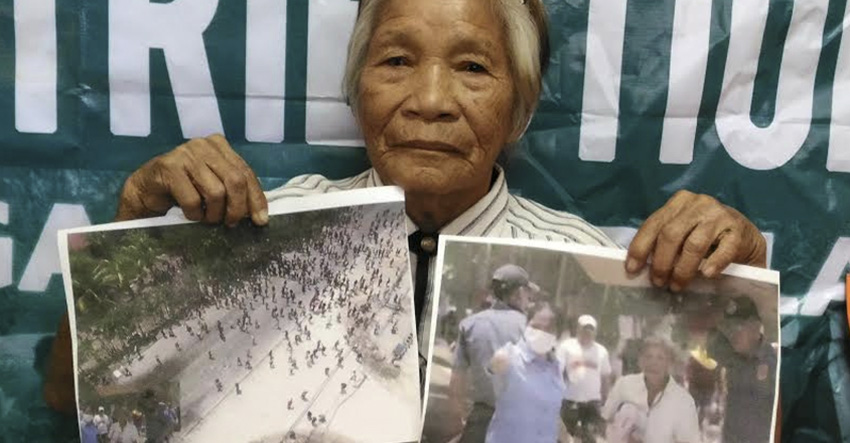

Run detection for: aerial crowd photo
[[422, 237, 779, 443], [60, 196, 421, 443]]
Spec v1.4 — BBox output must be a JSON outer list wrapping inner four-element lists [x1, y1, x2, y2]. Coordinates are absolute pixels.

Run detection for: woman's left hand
[[626, 190, 767, 292]]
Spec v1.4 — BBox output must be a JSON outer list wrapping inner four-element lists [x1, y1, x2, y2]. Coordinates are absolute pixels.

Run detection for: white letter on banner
[[18, 204, 91, 293], [109, 0, 223, 138], [0, 202, 11, 289], [798, 237, 850, 316], [658, 0, 712, 164], [578, 0, 628, 163], [715, 0, 827, 170], [305, 0, 362, 146], [14, 0, 57, 134], [828, 1, 850, 172], [579, 0, 628, 162], [245, 0, 287, 143]]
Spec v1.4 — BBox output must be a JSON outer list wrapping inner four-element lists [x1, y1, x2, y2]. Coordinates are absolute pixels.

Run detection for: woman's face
[[639, 345, 672, 381], [357, 0, 517, 197]]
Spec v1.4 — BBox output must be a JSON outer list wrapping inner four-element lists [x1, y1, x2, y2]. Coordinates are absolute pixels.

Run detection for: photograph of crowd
[[422, 236, 779, 443], [60, 192, 421, 443]]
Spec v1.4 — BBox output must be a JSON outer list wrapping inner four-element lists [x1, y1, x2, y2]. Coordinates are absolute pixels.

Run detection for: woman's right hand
[[116, 134, 268, 227], [45, 135, 268, 414]]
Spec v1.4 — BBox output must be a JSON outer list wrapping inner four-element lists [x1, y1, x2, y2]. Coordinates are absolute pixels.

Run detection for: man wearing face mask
[[558, 314, 612, 443], [79, 412, 99, 443], [485, 302, 565, 443], [448, 264, 538, 442]]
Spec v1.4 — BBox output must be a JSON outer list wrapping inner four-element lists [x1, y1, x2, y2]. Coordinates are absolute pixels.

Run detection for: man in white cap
[[557, 314, 612, 443], [93, 405, 111, 443]]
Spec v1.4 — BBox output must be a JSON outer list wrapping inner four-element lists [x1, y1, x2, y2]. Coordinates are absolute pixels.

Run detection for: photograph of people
[[602, 336, 701, 443], [422, 238, 778, 443], [485, 302, 565, 443], [60, 200, 421, 442], [45, 0, 771, 434]]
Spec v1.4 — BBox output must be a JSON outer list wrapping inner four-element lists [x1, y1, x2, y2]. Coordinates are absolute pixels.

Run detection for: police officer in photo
[[709, 296, 777, 443], [448, 264, 539, 443]]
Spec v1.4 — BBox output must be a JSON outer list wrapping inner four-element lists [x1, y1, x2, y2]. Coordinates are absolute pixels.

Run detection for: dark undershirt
[[406, 169, 499, 329], [408, 231, 438, 330]]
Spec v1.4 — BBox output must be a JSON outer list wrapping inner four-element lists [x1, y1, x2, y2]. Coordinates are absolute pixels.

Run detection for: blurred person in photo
[[602, 337, 701, 443], [449, 264, 538, 442], [558, 314, 612, 443], [709, 296, 776, 443], [485, 302, 565, 443]]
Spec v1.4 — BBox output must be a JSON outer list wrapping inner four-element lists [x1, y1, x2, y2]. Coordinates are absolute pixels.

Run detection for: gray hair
[[343, 0, 550, 142]]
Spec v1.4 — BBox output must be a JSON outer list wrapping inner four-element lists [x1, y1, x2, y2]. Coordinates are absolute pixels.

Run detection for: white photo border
[[421, 234, 780, 443], [56, 186, 420, 426]]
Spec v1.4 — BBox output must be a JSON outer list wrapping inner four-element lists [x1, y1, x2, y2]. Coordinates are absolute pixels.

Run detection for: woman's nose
[[402, 63, 460, 122]]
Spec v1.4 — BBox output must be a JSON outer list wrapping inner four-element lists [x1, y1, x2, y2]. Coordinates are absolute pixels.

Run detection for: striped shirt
[[265, 166, 619, 361]]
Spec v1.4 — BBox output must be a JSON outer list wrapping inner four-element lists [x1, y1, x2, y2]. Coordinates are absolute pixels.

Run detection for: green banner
[[0, 0, 848, 440]]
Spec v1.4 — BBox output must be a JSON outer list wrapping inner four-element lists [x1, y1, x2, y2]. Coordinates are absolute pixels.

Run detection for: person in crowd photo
[[94, 406, 111, 443], [709, 296, 777, 443], [558, 315, 612, 443], [602, 336, 701, 443], [485, 302, 564, 443], [80, 412, 99, 443], [449, 264, 537, 442]]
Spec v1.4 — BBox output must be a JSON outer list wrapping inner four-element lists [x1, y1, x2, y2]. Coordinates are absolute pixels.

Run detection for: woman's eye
[[463, 62, 488, 74], [385, 56, 407, 67]]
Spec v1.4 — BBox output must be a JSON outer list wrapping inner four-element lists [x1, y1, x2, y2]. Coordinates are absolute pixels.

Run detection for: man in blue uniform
[[448, 264, 539, 443], [709, 296, 777, 443]]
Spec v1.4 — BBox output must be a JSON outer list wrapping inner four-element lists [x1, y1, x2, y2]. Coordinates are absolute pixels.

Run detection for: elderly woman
[[45, 0, 767, 417], [601, 337, 701, 443]]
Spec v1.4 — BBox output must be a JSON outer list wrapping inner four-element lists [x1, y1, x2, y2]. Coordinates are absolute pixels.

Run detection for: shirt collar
[[367, 165, 510, 236], [490, 300, 523, 313], [642, 373, 676, 403]]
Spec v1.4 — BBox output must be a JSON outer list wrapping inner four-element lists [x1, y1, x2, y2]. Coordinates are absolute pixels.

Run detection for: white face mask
[[525, 326, 557, 355]]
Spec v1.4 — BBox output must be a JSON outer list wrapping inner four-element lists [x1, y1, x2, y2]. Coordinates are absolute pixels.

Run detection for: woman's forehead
[[373, 0, 503, 34], [641, 344, 671, 359]]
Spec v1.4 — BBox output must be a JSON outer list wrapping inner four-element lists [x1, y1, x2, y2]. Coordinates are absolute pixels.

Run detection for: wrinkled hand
[[116, 134, 268, 227], [45, 135, 269, 414], [626, 190, 767, 292]]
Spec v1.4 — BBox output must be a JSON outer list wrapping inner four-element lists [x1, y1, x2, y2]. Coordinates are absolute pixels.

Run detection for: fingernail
[[626, 258, 640, 273], [652, 276, 664, 287], [702, 265, 717, 278], [254, 209, 269, 225], [670, 282, 682, 293]]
